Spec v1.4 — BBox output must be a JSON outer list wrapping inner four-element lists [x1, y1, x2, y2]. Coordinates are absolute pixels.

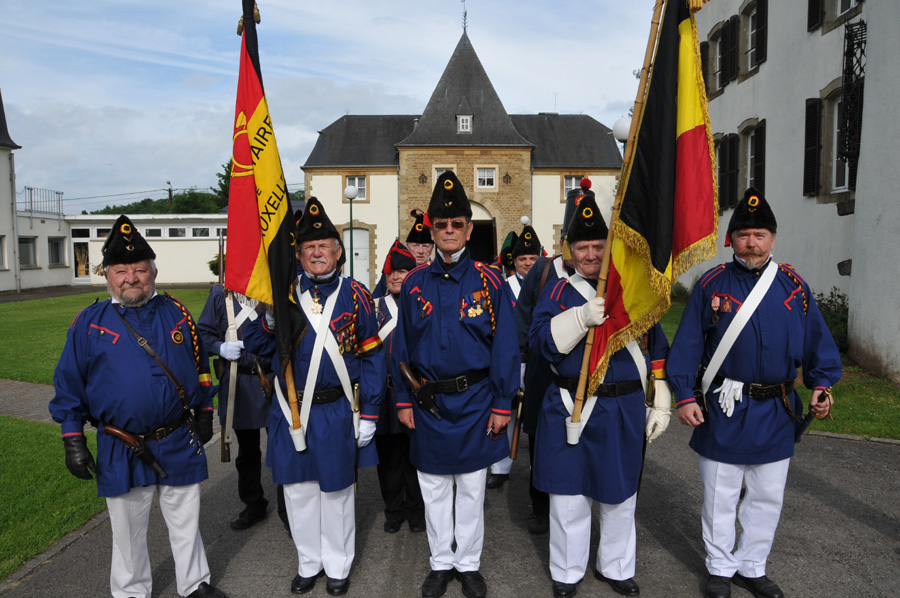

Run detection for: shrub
[[208, 254, 221, 277], [671, 281, 691, 303], [815, 286, 849, 352]]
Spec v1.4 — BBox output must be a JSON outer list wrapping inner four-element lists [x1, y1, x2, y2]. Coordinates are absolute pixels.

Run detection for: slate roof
[[0, 89, 21, 150], [303, 115, 417, 168], [396, 32, 531, 148], [510, 114, 621, 169]]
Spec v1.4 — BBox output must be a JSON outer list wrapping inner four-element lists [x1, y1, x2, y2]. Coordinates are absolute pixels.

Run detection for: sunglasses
[[432, 220, 467, 230]]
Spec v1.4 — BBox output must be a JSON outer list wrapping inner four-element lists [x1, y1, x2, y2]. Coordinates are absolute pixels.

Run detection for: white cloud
[[0, 0, 654, 212]]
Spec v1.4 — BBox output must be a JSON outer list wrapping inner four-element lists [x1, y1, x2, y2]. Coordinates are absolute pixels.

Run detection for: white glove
[[645, 379, 672, 443], [357, 420, 376, 448], [713, 377, 744, 417], [218, 340, 244, 361], [264, 309, 275, 328], [579, 296, 608, 327], [519, 363, 527, 390]]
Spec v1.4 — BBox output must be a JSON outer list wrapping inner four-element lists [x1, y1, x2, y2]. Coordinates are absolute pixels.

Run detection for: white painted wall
[[847, 0, 900, 382]]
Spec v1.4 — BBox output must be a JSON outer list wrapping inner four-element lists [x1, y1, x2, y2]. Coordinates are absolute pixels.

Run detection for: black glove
[[194, 410, 214, 444], [63, 435, 98, 480]]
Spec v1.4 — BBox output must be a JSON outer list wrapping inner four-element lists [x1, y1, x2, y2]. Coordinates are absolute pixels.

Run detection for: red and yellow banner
[[588, 0, 718, 395]]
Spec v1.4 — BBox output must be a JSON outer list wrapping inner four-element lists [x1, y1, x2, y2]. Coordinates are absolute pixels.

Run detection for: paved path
[[1, 377, 899, 598]]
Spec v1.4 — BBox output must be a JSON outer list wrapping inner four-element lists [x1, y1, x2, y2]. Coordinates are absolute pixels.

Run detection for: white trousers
[[284, 482, 355, 579], [699, 456, 791, 577], [106, 484, 210, 598], [417, 469, 487, 572], [548, 493, 637, 584], [489, 411, 516, 475]]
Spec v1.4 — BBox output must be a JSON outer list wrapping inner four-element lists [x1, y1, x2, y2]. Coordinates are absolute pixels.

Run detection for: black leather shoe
[[291, 571, 323, 594], [594, 571, 639, 596], [326, 577, 349, 596], [528, 514, 549, 535], [229, 506, 267, 530], [552, 580, 578, 597], [456, 570, 487, 598], [384, 519, 403, 533], [732, 573, 783, 598], [421, 569, 453, 598], [409, 519, 426, 533], [186, 582, 227, 597], [486, 473, 509, 489], [704, 575, 732, 598]]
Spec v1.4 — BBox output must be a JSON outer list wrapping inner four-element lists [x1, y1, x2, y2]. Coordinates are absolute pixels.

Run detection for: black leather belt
[[711, 375, 794, 400], [553, 375, 643, 397], [296, 387, 343, 405], [138, 413, 190, 443], [419, 369, 489, 396]]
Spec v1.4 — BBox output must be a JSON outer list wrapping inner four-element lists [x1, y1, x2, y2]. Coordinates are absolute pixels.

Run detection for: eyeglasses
[[432, 220, 467, 230]]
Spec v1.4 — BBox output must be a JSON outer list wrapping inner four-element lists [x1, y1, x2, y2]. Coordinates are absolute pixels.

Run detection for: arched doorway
[[468, 201, 496, 264]]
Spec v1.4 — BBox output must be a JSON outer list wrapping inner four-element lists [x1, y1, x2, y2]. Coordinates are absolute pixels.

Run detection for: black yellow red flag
[[225, 0, 304, 376], [588, 0, 718, 394]]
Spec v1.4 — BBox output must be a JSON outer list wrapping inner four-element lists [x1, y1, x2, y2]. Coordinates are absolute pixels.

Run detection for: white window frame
[[838, 0, 858, 17], [192, 227, 210, 238], [19, 237, 37, 267], [746, 128, 757, 189], [216, 227, 227, 238], [476, 167, 496, 189], [747, 7, 758, 70], [564, 175, 584, 197], [96, 228, 110, 239], [346, 176, 366, 201], [48, 237, 66, 266], [168, 227, 186, 238], [0, 235, 6, 268], [145, 228, 162, 238], [833, 97, 849, 192], [457, 115, 472, 134]]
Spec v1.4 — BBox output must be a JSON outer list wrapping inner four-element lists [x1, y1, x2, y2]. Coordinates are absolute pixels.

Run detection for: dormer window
[[457, 115, 472, 134]]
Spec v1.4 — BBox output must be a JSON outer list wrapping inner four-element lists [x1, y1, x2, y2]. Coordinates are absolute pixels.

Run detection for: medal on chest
[[311, 291, 323, 314]]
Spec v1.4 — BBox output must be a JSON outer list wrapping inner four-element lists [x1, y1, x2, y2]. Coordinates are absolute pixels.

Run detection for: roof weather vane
[[461, 0, 467, 32]]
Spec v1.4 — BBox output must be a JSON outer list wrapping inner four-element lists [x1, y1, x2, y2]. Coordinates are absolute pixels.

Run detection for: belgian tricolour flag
[[225, 0, 304, 376], [587, 0, 718, 395]]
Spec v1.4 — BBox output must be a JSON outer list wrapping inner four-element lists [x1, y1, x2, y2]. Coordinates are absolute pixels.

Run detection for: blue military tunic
[[391, 253, 520, 475], [197, 285, 269, 430], [376, 294, 405, 436], [530, 277, 669, 505], [50, 294, 215, 497], [667, 259, 842, 465], [244, 273, 384, 492]]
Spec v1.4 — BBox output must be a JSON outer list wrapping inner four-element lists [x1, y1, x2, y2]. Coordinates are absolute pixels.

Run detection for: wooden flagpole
[[571, 0, 666, 423]]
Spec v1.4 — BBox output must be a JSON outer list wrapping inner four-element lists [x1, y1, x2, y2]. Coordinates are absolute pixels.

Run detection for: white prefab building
[[689, 0, 899, 383]]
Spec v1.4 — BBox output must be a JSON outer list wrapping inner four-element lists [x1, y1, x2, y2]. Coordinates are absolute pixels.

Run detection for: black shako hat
[[426, 171, 472, 222], [512, 223, 541, 259], [382, 239, 417, 275], [564, 193, 608, 246], [296, 196, 346, 269], [499, 231, 518, 269], [405, 209, 433, 245], [101, 215, 156, 267], [725, 187, 777, 247], [561, 178, 595, 241]]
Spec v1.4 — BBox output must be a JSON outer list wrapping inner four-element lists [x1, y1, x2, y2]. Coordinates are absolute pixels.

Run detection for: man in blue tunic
[[50, 215, 226, 598], [530, 195, 671, 598], [488, 221, 542, 490], [668, 189, 841, 598], [197, 284, 288, 531], [244, 197, 384, 597], [374, 240, 426, 534], [392, 171, 519, 598]]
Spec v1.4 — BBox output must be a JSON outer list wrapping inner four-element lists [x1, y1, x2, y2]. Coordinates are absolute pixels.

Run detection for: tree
[[211, 160, 231, 209]]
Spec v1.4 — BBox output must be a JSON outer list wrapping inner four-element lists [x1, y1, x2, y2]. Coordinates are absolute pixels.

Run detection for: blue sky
[[1, 0, 653, 213]]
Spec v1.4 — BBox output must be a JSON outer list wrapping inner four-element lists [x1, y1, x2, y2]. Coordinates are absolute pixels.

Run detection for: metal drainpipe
[[9, 152, 21, 293]]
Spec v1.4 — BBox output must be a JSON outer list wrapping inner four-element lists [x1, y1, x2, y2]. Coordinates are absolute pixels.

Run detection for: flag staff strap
[[571, 0, 666, 423]]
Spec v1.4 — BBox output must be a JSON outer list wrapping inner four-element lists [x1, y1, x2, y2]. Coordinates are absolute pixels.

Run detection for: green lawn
[[0, 288, 213, 385]]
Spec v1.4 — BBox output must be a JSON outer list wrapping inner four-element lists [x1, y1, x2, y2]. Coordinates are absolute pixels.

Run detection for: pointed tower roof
[[0, 89, 21, 150], [397, 32, 531, 148]]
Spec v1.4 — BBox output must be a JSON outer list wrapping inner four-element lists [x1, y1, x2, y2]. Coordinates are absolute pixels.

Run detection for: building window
[[96, 228, 110, 239], [803, 98, 823, 197], [72, 228, 90, 238], [457, 115, 472, 134], [192, 228, 210, 238], [743, 120, 766, 193], [216, 228, 227, 238], [745, 0, 767, 71], [145, 228, 162, 237], [169, 228, 186, 238], [0, 235, 5, 268], [713, 16, 739, 91], [48, 237, 66, 266], [564, 175, 584, 197], [717, 134, 739, 209], [476, 168, 496, 189], [434, 167, 455, 181], [833, 97, 850, 192], [19, 237, 37, 267], [838, 0, 858, 17], [346, 176, 366, 201]]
